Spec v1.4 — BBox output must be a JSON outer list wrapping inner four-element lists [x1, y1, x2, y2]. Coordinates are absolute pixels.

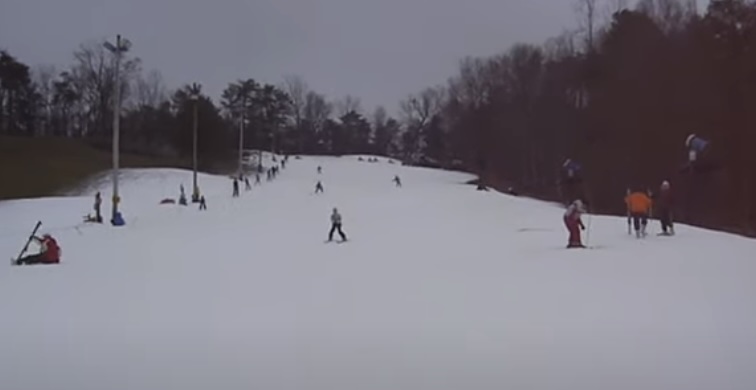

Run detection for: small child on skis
[[625, 189, 653, 238], [564, 199, 587, 248], [15, 234, 61, 266]]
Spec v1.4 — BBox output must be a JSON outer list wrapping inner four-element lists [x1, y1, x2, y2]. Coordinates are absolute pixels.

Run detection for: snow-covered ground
[[1, 155, 755, 390]]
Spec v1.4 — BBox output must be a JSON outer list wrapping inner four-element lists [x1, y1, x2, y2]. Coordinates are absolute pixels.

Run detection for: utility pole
[[189, 83, 201, 202], [239, 94, 246, 176], [104, 35, 131, 226]]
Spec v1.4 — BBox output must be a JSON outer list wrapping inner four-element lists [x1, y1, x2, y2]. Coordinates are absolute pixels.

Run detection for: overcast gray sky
[[1, 0, 710, 113]]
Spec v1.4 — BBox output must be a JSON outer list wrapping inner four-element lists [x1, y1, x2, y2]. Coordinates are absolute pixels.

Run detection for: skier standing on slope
[[94, 192, 102, 223], [15, 234, 61, 266], [393, 175, 402, 187], [315, 181, 324, 194], [232, 178, 240, 197], [328, 208, 347, 242], [564, 199, 587, 248], [625, 189, 653, 238], [656, 180, 675, 235]]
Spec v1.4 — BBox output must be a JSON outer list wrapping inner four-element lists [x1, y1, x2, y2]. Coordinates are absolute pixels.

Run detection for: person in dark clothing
[[328, 208, 347, 242], [232, 178, 240, 197], [245, 176, 251, 191], [656, 180, 675, 235], [94, 192, 102, 223], [393, 175, 402, 187], [315, 181, 324, 194], [15, 234, 61, 266], [199, 195, 207, 210], [179, 185, 188, 206]]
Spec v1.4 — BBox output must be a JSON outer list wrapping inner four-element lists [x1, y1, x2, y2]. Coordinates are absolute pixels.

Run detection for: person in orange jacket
[[625, 189, 653, 238]]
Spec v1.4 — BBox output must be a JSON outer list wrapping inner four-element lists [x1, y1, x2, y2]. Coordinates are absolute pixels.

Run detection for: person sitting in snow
[[564, 199, 587, 248], [15, 234, 61, 266], [328, 208, 347, 242], [625, 189, 653, 238]]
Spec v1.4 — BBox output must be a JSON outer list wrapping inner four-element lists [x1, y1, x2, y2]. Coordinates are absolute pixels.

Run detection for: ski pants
[[659, 209, 673, 233], [16, 253, 46, 265], [564, 216, 582, 247], [631, 212, 648, 232], [329, 223, 347, 241]]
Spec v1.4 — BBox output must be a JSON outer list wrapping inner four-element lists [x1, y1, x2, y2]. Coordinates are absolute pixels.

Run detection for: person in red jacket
[[564, 199, 587, 248], [15, 234, 61, 265]]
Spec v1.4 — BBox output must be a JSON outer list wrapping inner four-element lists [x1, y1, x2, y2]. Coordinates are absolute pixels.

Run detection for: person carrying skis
[[328, 208, 347, 242], [393, 175, 402, 187], [315, 181, 324, 194], [564, 199, 587, 248], [656, 180, 674, 235], [625, 189, 653, 238], [15, 234, 61, 266]]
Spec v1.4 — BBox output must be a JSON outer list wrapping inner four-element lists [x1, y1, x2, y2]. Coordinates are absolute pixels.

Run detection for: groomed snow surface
[[1, 155, 755, 390]]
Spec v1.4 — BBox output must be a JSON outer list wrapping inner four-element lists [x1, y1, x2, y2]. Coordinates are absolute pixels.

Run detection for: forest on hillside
[[1, 0, 755, 234]]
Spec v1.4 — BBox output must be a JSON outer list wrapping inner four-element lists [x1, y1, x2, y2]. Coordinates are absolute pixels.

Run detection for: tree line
[[1, 0, 755, 233]]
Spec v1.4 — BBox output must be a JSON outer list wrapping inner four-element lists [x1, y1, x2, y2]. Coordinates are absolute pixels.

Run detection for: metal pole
[[111, 35, 122, 224], [239, 101, 245, 176], [192, 96, 199, 202]]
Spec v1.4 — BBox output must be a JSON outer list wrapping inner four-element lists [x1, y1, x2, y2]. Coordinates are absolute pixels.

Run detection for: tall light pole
[[189, 83, 201, 202], [104, 34, 131, 226]]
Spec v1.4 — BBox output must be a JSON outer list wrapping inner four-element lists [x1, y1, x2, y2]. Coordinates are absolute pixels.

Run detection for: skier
[[328, 208, 347, 242], [563, 199, 587, 248], [625, 189, 653, 238], [317, 166, 322, 174], [656, 180, 675, 235], [393, 175, 402, 187], [199, 195, 207, 210], [560, 158, 585, 205], [179, 185, 188, 206], [15, 234, 60, 266], [232, 178, 240, 197], [315, 181, 324, 194], [245, 176, 251, 191], [94, 192, 102, 223]]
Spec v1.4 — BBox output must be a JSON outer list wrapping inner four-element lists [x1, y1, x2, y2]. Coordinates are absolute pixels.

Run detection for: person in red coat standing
[[564, 199, 587, 248], [15, 234, 61, 266]]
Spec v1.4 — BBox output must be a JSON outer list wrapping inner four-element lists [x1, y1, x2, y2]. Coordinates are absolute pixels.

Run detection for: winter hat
[[661, 180, 670, 189]]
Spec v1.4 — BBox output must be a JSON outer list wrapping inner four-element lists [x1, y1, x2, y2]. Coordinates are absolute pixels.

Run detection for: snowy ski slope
[[1, 155, 755, 390]]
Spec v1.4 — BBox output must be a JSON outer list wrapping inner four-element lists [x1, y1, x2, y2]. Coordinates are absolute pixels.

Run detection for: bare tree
[[335, 94, 361, 117], [134, 69, 166, 109], [282, 75, 308, 126], [574, 0, 599, 52], [304, 91, 332, 136], [637, 0, 696, 34]]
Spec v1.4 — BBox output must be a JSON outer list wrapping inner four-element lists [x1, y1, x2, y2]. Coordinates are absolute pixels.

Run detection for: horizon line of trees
[[2, 0, 755, 234]]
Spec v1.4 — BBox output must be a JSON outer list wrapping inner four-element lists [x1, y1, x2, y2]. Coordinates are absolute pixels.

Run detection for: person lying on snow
[[563, 199, 587, 248], [15, 234, 60, 266]]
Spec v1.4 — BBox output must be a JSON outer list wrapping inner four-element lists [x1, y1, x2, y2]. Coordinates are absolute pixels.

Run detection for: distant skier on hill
[[232, 178, 240, 197], [327, 208, 347, 242], [317, 166, 322, 174], [245, 176, 251, 191], [393, 175, 402, 187], [15, 234, 60, 266], [625, 189, 653, 238], [315, 181, 324, 194], [563, 199, 587, 248], [656, 180, 675, 236]]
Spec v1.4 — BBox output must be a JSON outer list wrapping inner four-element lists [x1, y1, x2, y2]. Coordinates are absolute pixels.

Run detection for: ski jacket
[[331, 212, 342, 224], [36, 236, 60, 263], [625, 192, 652, 214]]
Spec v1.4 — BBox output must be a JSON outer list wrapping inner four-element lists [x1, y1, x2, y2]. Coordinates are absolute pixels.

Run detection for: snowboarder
[[317, 166, 322, 174], [625, 189, 653, 238], [564, 199, 587, 248], [315, 181, 324, 194], [232, 178, 240, 197], [656, 180, 674, 235], [393, 175, 402, 187], [199, 195, 207, 210], [94, 192, 102, 223], [15, 234, 60, 266], [245, 176, 251, 191], [328, 208, 347, 242]]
